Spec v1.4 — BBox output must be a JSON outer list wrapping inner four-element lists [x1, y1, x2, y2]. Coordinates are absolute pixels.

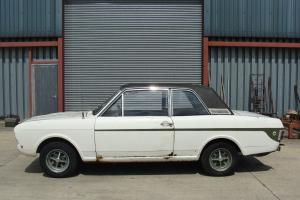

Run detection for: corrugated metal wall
[[0, 46, 57, 119], [205, 0, 300, 38], [0, 0, 62, 38], [209, 47, 300, 116], [64, 0, 203, 111], [0, 48, 29, 119]]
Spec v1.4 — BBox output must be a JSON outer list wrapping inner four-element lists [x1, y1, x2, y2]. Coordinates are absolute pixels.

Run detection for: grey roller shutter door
[[64, 0, 203, 111]]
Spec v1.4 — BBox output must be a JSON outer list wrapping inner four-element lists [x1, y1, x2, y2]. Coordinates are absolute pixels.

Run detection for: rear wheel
[[200, 142, 237, 176], [40, 142, 79, 178]]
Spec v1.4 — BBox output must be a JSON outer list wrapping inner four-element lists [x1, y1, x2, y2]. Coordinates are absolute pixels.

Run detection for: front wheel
[[39, 142, 79, 178], [200, 142, 238, 176]]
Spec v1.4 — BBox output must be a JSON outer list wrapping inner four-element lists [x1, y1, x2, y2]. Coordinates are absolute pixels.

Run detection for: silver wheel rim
[[209, 148, 232, 172], [46, 149, 70, 173]]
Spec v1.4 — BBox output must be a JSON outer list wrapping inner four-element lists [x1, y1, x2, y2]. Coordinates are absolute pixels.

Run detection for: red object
[[202, 37, 209, 86], [282, 119, 300, 139], [57, 38, 64, 112], [28, 48, 33, 117], [208, 41, 300, 48], [0, 41, 58, 48]]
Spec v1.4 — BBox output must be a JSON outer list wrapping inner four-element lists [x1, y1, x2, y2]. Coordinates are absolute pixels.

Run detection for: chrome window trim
[[170, 88, 211, 116], [121, 93, 124, 116], [168, 89, 172, 117], [98, 87, 170, 117], [97, 90, 123, 117]]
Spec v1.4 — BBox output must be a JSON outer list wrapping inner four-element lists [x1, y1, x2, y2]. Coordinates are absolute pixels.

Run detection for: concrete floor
[[0, 127, 300, 200]]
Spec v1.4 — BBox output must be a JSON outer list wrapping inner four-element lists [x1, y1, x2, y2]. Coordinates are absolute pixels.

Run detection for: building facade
[[204, 0, 300, 116], [0, 0, 299, 119]]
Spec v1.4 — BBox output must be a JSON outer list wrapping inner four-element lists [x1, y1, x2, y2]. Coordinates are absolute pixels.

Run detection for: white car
[[14, 83, 284, 177]]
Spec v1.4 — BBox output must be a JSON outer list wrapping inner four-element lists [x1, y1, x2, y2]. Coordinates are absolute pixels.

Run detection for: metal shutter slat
[[64, 0, 203, 111]]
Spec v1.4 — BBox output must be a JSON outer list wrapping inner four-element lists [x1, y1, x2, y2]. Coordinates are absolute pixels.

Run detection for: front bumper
[[277, 143, 284, 151], [17, 144, 36, 156]]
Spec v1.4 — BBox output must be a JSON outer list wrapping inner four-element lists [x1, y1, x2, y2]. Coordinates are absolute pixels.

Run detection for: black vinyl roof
[[120, 83, 208, 90], [120, 83, 232, 113]]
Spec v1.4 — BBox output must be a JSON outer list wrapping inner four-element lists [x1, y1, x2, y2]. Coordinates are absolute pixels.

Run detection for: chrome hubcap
[[46, 149, 70, 173], [209, 148, 232, 172]]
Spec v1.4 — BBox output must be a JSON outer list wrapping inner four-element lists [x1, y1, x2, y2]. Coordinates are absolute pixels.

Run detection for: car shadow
[[80, 162, 200, 176], [25, 156, 272, 176], [25, 158, 43, 173], [236, 156, 273, 173]]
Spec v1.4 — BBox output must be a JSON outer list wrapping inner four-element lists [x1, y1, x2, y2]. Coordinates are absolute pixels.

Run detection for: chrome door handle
[[160, 121, 173, 127]]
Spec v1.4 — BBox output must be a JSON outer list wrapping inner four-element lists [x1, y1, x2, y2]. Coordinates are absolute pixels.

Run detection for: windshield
[[92, 90, 120, 115]]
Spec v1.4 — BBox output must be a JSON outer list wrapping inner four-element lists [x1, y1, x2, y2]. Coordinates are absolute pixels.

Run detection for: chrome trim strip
[[121, 93, 124, 116], [168, 88, 172, 117], [95, 128, 282, 132], [95, 129, 173, 131], [96, 90, 123, 117]]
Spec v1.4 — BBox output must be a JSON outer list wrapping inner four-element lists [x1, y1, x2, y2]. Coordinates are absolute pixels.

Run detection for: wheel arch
[[36, 136, 83, 161], [198, 137, 244, 160]]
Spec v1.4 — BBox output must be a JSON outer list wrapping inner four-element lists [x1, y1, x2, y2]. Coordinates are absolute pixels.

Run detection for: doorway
[[32, 64, 58, 116]]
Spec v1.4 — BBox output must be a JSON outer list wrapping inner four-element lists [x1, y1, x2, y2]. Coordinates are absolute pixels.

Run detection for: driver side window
[[102, 89, 169, 117], [102, 96, 122, 117]]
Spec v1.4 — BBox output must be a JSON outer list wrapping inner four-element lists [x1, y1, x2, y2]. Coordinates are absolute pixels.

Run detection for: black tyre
[[200, 142, 237, 176], [39, 142, 79, 178]]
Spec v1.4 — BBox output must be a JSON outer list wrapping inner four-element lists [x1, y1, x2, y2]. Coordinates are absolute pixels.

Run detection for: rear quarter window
[[196, 87, 232, 115], [172, 90, 209, 116]]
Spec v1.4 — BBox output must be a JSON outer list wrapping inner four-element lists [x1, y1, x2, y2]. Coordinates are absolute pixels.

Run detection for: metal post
[[202, 37, 209, 86], [57, 37, 64, 112], [28, 48, 33, 117]]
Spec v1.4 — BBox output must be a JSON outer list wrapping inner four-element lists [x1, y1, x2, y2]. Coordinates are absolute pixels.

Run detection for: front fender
[[35, 134, 85, 160]]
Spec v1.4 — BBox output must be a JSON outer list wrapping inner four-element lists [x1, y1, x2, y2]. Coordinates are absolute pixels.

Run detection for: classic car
[[14, 83, 284, 177]]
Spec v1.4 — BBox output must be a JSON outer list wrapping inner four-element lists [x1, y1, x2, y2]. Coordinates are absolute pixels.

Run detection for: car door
[[94, 88, 174, 157], [170, 89, 211, 157]]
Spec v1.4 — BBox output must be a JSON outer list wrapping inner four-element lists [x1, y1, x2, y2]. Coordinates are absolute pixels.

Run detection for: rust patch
[[164, 152, 176, 159], [96, 155, 103, 161], [168, 152, 176, 156]]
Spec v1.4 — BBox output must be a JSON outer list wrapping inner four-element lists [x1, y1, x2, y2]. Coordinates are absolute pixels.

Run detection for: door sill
[[94, 155, 197, 163]]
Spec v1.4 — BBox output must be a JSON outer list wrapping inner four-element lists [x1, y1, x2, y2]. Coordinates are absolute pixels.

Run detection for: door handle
[[160, 121, 173, 127]]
